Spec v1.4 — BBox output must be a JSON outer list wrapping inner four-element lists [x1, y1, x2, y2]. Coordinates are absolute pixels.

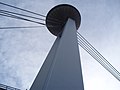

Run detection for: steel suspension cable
[[77, 32, 120, 81], [0, 10, 63, 27], [77, 32, 120, 76], [0, 26, 44, 30], [77, 39, 120, 81], [0, 2, 66, 26], [77, 37, 120, 80], [0, 12, 46, 25], [0, 1, 68, 27], [0, 9, 45, 21], [0, 1, 45, 17], [77, 39, 119, 81]]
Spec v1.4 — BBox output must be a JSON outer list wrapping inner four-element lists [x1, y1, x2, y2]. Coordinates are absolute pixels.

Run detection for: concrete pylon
[[30, 4, 84, 90]]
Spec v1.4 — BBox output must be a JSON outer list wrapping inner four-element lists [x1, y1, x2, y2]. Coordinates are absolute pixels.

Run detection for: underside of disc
[[46, 4, 81, 36]]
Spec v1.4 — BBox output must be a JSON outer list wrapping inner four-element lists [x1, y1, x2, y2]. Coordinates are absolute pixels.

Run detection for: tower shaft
[[30, 19, 84, 90]]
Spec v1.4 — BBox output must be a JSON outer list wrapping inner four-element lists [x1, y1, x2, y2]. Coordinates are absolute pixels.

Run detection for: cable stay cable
[[77, 32, 120, 76], [0, 1, 45, 17], [77, 32, 120, 81], [77, 37, 120, 80], [77, 40, 120, 81], [0, 9, 64, 24], [0, 1, 65, 26], [0, 9, 63, 27], [79, 33, 120, 80], [0, 26, 44, 30], [0, 13, 46, 25], [77, 32, 120, 77], [0, 11, 64, 27], [77, 39, 119, 80], [0, 9, 45, 21], [0, 12, 60, 28]]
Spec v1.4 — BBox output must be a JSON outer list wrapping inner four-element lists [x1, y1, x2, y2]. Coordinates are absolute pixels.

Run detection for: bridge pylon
[[30, 4, 84, 90]]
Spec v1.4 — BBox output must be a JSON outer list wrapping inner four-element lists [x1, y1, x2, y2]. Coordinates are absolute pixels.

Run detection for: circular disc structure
[[46, 4, 81, 36]]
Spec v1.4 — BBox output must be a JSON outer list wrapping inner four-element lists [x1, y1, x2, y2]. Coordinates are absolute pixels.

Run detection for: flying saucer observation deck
[[46, 4, 81, 36]]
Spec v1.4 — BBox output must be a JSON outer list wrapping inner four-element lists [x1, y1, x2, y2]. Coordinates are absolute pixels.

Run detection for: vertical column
[[30, 19, 84, 90]]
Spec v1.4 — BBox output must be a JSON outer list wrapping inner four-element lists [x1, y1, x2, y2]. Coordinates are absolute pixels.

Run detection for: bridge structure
[[30, 4, 84, 90], [0, 2, 119, 90], [30, 4, 120, 90]]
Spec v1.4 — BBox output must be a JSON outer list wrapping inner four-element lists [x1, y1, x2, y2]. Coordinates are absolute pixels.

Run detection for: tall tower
[[30, 4, 84, 90]]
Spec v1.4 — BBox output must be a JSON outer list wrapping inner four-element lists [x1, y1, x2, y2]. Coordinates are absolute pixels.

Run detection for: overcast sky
[[0, 0, 120, 90]]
